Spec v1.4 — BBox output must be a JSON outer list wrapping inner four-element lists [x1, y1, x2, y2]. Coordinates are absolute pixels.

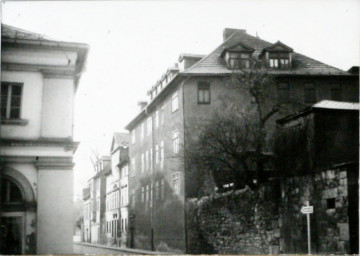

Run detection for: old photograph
[[0, 0, 359, 254]]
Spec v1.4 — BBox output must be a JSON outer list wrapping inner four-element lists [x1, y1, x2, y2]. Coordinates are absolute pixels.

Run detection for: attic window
[[269, 53, 290, 69], [229, 53, 251, 69], [221, 43, 254, 70]]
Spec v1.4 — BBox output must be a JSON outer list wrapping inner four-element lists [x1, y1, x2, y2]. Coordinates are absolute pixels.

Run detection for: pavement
[[73, 242, 172, 255]]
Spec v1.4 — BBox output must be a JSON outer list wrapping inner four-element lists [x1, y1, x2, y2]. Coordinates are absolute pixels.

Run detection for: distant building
[[88, 156, 110, 244], [104, 133, 129, 246], [124, 28, 359, 252], [275, 100, 359, 254], [0, 24, 88, 254]]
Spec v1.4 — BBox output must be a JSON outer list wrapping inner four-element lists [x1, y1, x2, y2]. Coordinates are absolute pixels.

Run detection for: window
[[146, 185, 149, 204], [330, 84, 342, 101], [269, 53, 290, 69], [160, 105, 165, 124], [327, 198, 335, 209], [141, 153, 145, 173], [147, 117, 152, 135], [269, 59, 279, 68], [145, 150, 149, 171], [172, 130, 179, 154], [130, 158, 135, 177], [150, 183, 153, 208], [131, 130, 136, 144], [1, 83, 22, 119], [141, 186, 145, 203], [141, 122, 145, 139], [155, 144, 159, 164], [155, 110, 159, 128], [198, 82, 210, 104], [150, 148, 153, 171], [1, 178, 23, 203], [155, 181, 160, 200], [160, 141, 164, 169], [277, 83, 290, 103], [171, 90, 179, 112], [172, 173, 180, 195], [304, 83, 316, 103], [131, 189, 135, 206], [160, 179, 165, 200]]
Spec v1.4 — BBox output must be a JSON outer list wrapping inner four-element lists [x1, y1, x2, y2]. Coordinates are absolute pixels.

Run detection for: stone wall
[[186, 183, 280, 254], [186, 164, 357, 254], [280, 165, 353, 254]]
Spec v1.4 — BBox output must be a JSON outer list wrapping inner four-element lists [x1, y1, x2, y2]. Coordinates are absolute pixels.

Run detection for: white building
[[0, 24, 88, 254]]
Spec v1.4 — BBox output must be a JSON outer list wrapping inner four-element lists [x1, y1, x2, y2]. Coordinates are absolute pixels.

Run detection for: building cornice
[[2, 39, 89, 91], [1, 155, 74, 170], [0, 138, 79, 152], [1, 62, 76, 78]]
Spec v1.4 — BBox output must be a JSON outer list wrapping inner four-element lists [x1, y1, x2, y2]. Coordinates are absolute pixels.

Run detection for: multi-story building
[[104, 133, 129, 246], [89, 156, 110, 244], [0, 24, 88, 254], [124, 28, 359, 252]]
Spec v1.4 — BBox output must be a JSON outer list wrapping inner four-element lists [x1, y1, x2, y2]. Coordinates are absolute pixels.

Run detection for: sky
[[2, 0, 359, 199]]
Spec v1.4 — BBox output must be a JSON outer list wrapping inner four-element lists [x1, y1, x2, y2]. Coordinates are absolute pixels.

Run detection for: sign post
[[301, 201, 313, 255]]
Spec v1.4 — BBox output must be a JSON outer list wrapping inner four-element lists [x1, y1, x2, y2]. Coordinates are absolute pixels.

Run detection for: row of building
[[81, 28, 359, 253], [82, 133, 131, 247]]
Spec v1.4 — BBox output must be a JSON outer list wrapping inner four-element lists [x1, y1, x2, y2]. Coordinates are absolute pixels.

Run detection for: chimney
[[223, 28, 246, 41], [138, 101, 148, 111]]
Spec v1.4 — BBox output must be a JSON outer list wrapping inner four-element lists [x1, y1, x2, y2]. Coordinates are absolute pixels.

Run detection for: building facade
[[104, 133, 129, 246], [124, 28, 359, 252], [0, 24, 88, 254]]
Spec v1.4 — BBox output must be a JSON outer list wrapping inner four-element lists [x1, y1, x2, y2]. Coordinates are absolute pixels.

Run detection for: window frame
[[1, 82, 23, 120], [277, 82, 290, 103], [197, 82, 211, 104], [171, 90, 179, 113], [330, 84, 342, 101], [172, 130, 179, 154], [172, 172, 180, 195], [304, 83, 317, 104]]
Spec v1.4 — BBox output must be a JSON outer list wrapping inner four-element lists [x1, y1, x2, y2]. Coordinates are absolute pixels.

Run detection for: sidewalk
[[74, 242, 172, 255]]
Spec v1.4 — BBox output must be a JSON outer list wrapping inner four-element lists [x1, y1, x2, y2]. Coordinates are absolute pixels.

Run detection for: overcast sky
[[2, 0, 359, 199]]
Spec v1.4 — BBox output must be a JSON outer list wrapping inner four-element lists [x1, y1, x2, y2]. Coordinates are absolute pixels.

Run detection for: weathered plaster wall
[[41, 78, 74, 138]]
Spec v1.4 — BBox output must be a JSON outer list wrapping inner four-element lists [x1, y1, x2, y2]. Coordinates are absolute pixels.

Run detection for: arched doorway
[[0, 167, 36, 254]]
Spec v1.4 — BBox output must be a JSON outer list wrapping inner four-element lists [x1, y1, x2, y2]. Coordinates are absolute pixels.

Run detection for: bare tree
[[184, 61, 302, 193], [89, 147, 101, 172]]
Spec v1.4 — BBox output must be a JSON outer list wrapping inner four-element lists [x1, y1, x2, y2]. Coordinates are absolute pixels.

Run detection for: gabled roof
[[111, 132, 129, 152], [263, 40, 293, 52], [182, 30, 348, 76], [221, 42, 255, 57]]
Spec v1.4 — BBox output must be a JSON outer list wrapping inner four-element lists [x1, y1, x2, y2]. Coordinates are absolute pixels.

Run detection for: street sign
[[301, 206, 314, 214], [301, 201, 313, 255]]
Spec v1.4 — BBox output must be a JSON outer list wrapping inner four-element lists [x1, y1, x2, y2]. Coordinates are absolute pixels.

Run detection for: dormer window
[[221, 43, 254, 70], [260, 41, 293, 69], [269, 52, 290, 69]]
